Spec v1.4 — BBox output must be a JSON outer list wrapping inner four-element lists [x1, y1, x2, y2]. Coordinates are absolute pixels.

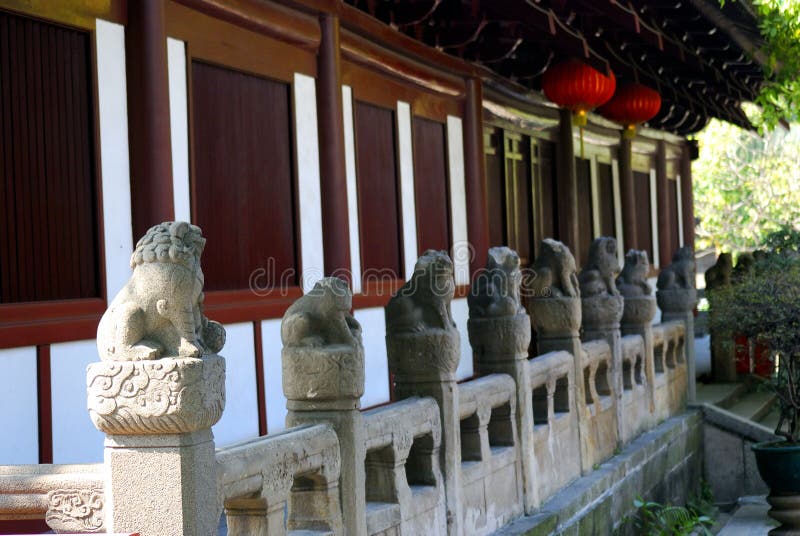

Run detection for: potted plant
[[708, 227, 800, 532]]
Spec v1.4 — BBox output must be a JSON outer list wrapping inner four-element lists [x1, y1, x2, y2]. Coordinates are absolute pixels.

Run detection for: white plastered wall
[[212, 323, 259, 446], [167, 37, 191, 223], [0, 347, 38, 464]]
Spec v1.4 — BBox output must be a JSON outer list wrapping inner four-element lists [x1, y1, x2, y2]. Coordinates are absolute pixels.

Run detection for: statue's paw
[[178, 340, 202, 358], [129, 342, 161, 361]]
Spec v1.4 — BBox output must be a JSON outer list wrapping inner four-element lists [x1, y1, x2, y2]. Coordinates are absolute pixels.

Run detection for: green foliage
[[720, 0, 800, 129], [707, 230, 800, 441], [615, 495, 714, 535], [693, 116, 800, 251]]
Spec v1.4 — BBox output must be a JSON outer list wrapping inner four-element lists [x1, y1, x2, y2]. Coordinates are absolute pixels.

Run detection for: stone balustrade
[[217, 423, 342, 535], [0, 232, 698, 536]]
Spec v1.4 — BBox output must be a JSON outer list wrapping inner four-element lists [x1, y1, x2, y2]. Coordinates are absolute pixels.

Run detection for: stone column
[[281, 277, 367, 536], [617, 250, 658, 414], [88, 222, 227, 536], [706, 252, 735, 382], [656, 247, 699, 401], [468, 247, 538, 512], [386, 250, 463, 535], [579, 237, 624, 450], [529, 239, 588, 472]]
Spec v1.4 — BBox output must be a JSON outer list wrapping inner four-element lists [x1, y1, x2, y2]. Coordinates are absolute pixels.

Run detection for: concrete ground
[[717, 496, 778, 535]]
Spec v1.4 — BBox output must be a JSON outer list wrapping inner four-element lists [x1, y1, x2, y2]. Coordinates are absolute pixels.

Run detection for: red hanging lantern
[[541, 58, 616, 127], [598, 83, 662, 139]]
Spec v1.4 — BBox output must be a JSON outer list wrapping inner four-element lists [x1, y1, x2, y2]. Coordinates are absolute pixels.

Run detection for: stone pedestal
[[621, 296, 658, 415], [582, 294, 624, 449], [468, 313, 537, 512], [86, 355, 226, 536], [283, 344, 367, 536], [657, 288, 698, 401], [388, 328, 463, 535]]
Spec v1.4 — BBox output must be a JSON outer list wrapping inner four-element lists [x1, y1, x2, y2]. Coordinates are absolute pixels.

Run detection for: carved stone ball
[[621, 295, 657, 326], [656, 288, 698, 314], [581, 293, 624, 329], [467, 313, 531, 362], [87, 355, 225, 435], [530, 297, 582, 338]]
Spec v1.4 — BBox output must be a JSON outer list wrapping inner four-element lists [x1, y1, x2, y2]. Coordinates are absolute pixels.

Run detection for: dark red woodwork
[[656, 141, 673, 267], [575, 157, 593, 267], [464, 78, 489, 273], [536, 140, 559, 247], [556, 109, 579, 261], [484, 128, 506, 249], [0, 11, 100, 304], [317, 13, 351, 280], [253, 321, 267, 436], [680, 144, 696, 249], [412, 117, 451, 252], [126, 0, 174, 240], [633, 170, 654, 262], [191, 61, 298, 291], [353, 101, 403, 278], [597, 162, 616, 238], [0, 520, 50, 533], [667, 178, 681, 258], [619, 137, 638, 252], [37, 344, 52, 463]]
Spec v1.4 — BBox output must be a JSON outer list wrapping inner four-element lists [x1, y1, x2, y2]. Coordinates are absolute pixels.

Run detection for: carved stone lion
[[281, 277, 361, 348], [468, 246, 525, 318], [386, 250, 456, 334], [96, 221, 225, 361], [579, 236, 620, 298], [616, 249, 652, 297], [732, 252, 755, 283], [656, 246, 696, 291], [705, 252, 732, 291], [530, 239, 580, 298]]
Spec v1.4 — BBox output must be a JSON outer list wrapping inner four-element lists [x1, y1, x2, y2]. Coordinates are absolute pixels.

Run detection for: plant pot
[[752, 440, 800, 534]]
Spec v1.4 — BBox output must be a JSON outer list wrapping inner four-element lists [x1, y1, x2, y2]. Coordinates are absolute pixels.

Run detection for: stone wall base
[[492, 411, 702, 535]]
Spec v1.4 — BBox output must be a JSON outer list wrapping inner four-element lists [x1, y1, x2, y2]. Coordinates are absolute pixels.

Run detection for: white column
[[612, 158, 625, 266], [342, 86, 363, 293], [167, 37, 191, 223], [447, 115, 470, 286], [396, 101, 418, 279], [649, 168, 660, 268]]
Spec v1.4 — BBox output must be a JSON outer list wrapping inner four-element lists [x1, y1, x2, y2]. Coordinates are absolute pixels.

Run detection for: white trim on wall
[[212, 323, 259, 446], [95, 19, 133, 299], [397, 101, 418, 280], [590, 154, 601, 238], [0, 347, 38, 464], [293, 73, 325, 292], [649, 169, 660, 268], [342, 86, 363, 293], [611, 158, 625, 266], [676, 175, 685, 248], [167, 37, 191, 223], [446, 116, 469, 286]]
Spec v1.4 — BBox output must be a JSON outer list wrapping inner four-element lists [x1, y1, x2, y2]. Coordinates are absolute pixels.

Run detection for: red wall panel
[[412, 117, 450, 253]]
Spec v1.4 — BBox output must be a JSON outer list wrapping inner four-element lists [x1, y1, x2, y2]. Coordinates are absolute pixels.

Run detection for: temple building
[[0, 0, 763, 468]]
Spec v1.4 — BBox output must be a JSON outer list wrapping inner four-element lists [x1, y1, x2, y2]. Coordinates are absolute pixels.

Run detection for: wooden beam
[[556, 109, 579, 259], [464, 77, 489, 273], [619, 136, 639, 253], [680, 142, 696, 249], [656, 140, 673, 265], [126, 0, 174, 238], [317, 13, 352, 280]]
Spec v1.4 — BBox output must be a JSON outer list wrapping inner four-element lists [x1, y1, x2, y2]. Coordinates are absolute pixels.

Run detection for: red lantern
[[541, 58, 616, 127], [598, 83, 662, 139]]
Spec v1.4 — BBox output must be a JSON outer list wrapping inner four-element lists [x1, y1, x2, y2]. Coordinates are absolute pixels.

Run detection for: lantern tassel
[[580, 126, 585, 158]]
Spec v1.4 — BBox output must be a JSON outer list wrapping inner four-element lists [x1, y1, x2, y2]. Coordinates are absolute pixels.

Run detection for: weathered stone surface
[[582, 294, 624, 330], [621, 295, 657, 327], [97, 221, 225, 362], [656, 288, 698, 314], [530, 239, 580, 298], [87, 355, 225, 435], [468, 314, 531, 362], [578, 237, 620, 299], [281, 277, 364, 409], [657, 246, 696, 292], [530, 297, 582, 339], [468, 246, 526, 319], [706, 252, 733, 291], [46, 488, 104, 534]]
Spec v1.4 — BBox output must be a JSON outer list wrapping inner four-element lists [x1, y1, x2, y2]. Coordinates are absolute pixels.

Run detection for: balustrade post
[[468, 247, 538, 512], [386, 250, 463, 535], [281, 277, 366, 536], [656, 247, 698, 402], [87, 222, 226, 536]]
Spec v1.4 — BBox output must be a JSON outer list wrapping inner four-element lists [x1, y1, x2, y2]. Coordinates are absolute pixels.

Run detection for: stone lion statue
[[578, 236, 620, 298], [97, 221, 225, 361], [705, 252, 732, 291], [281, 277, 361, 348], [616, 249, 652, 297], [386, 250, 456, 333], [530, 239, 579, 298], [732, 252, 755, 283], [468, 246, 525, 318], [656, 246, 696, 291]]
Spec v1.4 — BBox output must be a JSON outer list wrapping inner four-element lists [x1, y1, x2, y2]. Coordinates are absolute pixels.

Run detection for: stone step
[[696, 382, 749, 408], [726, 391, 776, 422], [758, 406, 781, 433], [716, 496, 777, 535]]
